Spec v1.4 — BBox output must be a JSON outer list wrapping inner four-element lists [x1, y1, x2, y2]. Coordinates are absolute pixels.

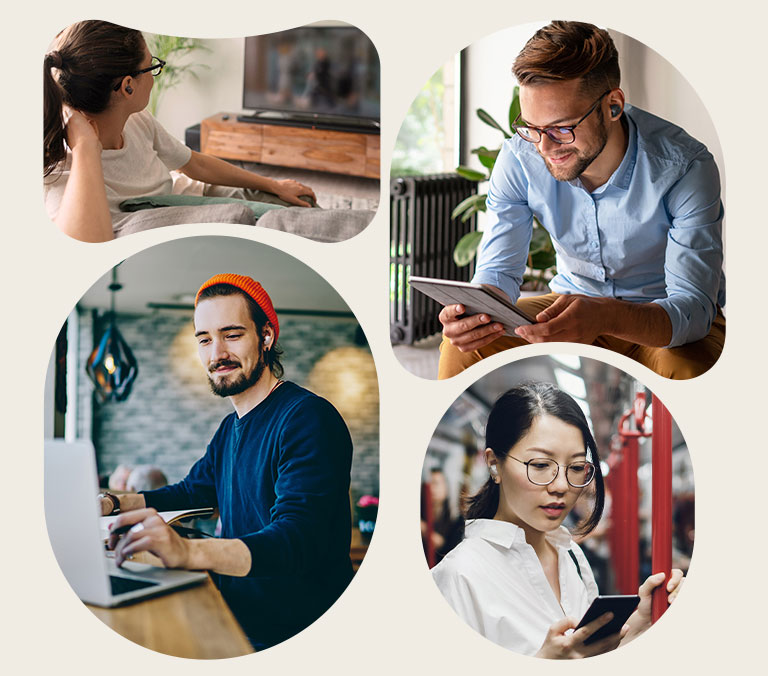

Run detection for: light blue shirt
[[472, 104, 725, 347]]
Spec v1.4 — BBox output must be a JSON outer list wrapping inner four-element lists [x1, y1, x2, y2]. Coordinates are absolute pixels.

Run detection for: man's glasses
[[507, 455, 596, 488], [511, 90, 611, 145], [112, 56, 166, 91]]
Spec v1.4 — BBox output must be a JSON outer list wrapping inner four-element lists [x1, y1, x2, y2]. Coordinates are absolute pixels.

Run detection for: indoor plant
[[451, 86, 557, 291], [143, 33, 210, 116]]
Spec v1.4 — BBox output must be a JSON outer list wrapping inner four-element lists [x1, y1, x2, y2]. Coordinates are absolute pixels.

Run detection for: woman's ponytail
[[464, 478, 499, 520], [44, 52, 67, 176]]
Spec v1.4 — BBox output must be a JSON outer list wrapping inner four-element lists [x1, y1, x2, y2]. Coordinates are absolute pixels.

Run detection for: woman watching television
[[43, 21, 316, 242], [431, 382, 683, 658]]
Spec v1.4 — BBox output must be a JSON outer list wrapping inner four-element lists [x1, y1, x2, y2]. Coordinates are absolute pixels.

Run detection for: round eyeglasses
[[507, 455, 596, 488], [112, 56, 166, 91], [511, 90, 611, 145]]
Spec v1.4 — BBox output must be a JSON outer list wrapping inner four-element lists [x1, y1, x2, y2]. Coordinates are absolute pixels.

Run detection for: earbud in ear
[[125, 85, 133, 94], [610, 103, 621, 118], [489, 465, 498, 477], [264, 336, 271, 345]]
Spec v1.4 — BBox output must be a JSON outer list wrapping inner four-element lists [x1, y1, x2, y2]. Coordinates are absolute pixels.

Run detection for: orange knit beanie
[[195, 273, 279, 341]]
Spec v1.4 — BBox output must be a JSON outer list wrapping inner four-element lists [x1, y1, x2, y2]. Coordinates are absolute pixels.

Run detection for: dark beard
[[207, 356, 266, 397], [544, 109, 608, 182]]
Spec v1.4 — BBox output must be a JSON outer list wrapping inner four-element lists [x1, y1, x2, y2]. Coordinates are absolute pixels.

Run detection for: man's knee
[[643, 347, 719, 380], [437, 336, 481, 380]]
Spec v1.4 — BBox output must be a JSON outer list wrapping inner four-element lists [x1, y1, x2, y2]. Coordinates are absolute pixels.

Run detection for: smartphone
[[575, 595, 640, 645]]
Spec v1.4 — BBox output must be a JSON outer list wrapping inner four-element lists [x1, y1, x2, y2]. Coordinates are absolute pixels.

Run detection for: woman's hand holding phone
[[621, 569, 685, 644], [535, 612, 627, 659]]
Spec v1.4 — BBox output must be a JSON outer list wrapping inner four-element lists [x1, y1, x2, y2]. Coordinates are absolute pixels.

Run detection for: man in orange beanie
[[101, 274, 354, 650]]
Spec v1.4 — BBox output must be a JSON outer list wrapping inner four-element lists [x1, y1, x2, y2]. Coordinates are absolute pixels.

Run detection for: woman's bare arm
[[53, 110, 114, 242]]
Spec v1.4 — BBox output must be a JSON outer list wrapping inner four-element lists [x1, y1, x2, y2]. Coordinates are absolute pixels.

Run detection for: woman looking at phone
[[43, 21, 316, 242], [431, 382, 683, 658]]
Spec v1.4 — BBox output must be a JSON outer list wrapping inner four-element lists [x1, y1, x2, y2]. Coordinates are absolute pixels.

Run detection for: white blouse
[[431, 519, 599, 655]]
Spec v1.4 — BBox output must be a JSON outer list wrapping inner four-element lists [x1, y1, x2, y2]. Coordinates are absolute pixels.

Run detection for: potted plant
[[143, 33, 210, 116], [356, 495, 379, 542], [451, 86, 556, 291]]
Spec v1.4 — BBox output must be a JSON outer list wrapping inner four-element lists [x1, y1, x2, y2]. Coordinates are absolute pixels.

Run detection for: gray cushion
[[257, 207, 376, 243], [115, 204, 255, 237]]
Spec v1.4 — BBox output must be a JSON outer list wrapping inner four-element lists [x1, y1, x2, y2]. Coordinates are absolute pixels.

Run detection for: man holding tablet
[[100, 273, 355, 650], [438, 21, 725, 380]]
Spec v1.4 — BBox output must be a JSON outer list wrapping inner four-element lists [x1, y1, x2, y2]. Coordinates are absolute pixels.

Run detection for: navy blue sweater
[[142, 382, 354, 649]]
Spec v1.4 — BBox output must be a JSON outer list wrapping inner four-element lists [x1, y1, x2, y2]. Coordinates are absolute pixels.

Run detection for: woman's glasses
[[112, 56, 166, 90], [511, 90, 610, 145], [507, 455, 596, 487]]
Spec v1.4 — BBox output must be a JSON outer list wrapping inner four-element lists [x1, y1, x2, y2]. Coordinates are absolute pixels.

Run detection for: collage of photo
[[36, 15, 727, 665]]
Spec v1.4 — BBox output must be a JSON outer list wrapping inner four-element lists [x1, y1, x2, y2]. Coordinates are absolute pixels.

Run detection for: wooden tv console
[[200, 113, 380, 179]]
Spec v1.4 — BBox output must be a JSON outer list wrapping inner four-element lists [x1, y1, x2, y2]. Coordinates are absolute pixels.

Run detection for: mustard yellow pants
[[437, 293, 726, 381]]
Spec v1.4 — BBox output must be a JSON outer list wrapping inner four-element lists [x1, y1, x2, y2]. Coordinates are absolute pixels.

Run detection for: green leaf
[[453, 231, 484, 267], [530, 249, 557, 270], [529, 226, 553, 254], [472, 146, 499, 171], [451, 193, 487, 220], [456, 166, 488, 182], [476, 108, 511, 139], [508, 86, 521, 134]]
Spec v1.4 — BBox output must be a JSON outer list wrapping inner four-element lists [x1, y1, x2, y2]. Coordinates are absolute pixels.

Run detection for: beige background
[[4, 0, 766, 672]]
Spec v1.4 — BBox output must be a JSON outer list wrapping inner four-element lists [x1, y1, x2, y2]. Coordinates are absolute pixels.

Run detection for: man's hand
[[273, 179, 317, 207], [439, 304, 505, 352], [515, 295, 607, 344], [108, 508, 191, 569]]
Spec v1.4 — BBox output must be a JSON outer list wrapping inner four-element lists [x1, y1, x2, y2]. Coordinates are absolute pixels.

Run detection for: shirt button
[[591, 241, 599, 249]]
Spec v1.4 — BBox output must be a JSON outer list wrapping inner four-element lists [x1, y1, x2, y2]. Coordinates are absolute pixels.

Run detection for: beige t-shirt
[[44, 110, 193, 231]]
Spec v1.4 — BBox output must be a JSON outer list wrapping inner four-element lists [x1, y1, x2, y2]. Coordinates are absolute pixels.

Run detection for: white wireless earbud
[[264, 336, 271, 345], [489, 465, 498, 477]]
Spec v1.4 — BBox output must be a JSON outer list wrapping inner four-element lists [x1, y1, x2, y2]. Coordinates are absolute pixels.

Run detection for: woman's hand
[[272, 179, 317, 207], [622, 569, 685, 643], [62, 106, 101, 153], [535, 613, 627, 659]]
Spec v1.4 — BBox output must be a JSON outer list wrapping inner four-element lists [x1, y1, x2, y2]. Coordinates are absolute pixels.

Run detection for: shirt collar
[[604, 105, 638, 192], [464, 518, 574, 549]]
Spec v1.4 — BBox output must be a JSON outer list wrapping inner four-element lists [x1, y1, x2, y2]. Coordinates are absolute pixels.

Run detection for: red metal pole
[[625, 436, 639, 593], [651, 397, 673, 623]]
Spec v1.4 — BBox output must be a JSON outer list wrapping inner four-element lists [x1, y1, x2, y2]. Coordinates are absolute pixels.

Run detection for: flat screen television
[[241, 26, 380, 133]]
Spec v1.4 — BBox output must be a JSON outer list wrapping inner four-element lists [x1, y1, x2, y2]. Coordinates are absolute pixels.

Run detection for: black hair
[[44, 21, 146, 176], [465, 381, 604, 536], [196, 283, 284, 379]]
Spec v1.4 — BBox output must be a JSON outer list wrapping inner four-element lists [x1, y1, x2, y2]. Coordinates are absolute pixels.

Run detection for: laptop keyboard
[[109, 575, 159, 595]]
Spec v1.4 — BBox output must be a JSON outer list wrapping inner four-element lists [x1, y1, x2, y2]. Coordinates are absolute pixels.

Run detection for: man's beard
[[542, 111, 608, 182], [207, 355, 266, 397]]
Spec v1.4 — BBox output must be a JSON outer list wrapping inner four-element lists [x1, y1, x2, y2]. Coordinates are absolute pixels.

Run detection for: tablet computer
[[408, 276, 535, 333]]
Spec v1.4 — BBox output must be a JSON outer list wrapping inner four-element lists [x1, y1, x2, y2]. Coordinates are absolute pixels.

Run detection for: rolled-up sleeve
[[654, 150, 724, 347], [471, 142, 534, 303]]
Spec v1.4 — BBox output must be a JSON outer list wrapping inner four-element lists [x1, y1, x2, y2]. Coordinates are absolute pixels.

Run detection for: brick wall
[[76, 308, 379, 499]]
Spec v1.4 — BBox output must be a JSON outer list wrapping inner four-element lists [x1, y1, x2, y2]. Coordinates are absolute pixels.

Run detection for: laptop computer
[[44, 439, 208, 607]]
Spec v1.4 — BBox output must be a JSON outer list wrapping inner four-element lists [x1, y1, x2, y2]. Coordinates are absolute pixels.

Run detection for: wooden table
[[87, 553, 253, 659], [86, 528, 369, 657]]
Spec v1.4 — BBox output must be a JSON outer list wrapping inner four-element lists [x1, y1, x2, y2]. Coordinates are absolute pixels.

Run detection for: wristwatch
[[98, 491, 121, 515]]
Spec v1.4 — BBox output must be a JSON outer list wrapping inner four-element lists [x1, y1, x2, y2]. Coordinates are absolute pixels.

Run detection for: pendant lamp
[[85, 267, 138, 402]]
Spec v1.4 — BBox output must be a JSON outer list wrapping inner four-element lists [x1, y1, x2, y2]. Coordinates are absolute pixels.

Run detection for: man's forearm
[[185, 537, 252, 577], [602, 298, 673, 347], [179, 151, 278, 192]]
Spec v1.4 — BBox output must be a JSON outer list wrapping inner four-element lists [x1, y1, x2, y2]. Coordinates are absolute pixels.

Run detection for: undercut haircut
[[512, 21, 620, 97]]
